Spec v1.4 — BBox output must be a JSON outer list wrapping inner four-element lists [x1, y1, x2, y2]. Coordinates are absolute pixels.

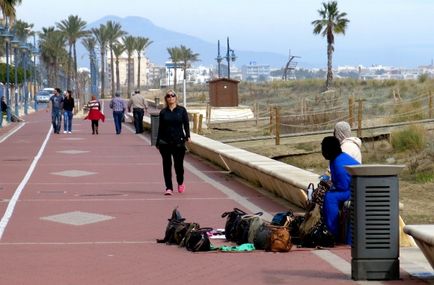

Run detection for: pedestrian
[[84, 95, 105, 135], [321, 136, 360, 244], [109, 90, 126, 135], [156, 89, 191, 196], [334, 121, 362, 163], [128, 89, 148, 134], [63, 90, 75, 133], [46, 87, 63, 134]]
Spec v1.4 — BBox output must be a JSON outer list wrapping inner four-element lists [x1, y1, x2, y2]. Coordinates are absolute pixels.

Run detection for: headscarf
[[321, 136, 342, 161], [334, 121, 352, 143]]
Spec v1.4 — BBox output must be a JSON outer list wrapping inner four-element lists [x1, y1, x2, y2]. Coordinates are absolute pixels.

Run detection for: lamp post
[[11, 36, 21, 118], [215, 37, 236, 79], [31, 34, 38, 111], [20, 43, 29, 115], [0, 21, 14, 125]]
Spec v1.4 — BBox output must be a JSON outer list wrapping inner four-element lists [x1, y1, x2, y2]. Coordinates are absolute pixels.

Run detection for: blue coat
[[329, 152, 360, 193]]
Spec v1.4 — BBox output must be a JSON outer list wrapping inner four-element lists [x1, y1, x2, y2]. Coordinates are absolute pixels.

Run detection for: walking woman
[[63, 90, 75, 133], [156, 89, 191, 196], [84, 95, 105, 134]]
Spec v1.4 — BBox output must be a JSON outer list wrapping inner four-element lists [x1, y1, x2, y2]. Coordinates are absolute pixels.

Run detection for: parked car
[[35, 90, 52, 103]]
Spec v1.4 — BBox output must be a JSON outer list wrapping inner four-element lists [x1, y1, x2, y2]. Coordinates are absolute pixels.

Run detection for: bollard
[[345, 164, 404, 281], [150, 113, 159, 146], [154, 97, 160, 108]]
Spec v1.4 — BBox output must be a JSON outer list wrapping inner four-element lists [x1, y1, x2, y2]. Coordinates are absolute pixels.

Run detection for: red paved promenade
[[0, 104, 431, 285]]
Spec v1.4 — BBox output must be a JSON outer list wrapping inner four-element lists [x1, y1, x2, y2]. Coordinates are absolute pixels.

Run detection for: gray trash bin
[[345, 165, 404, 281], [150, 113, 159, 146]]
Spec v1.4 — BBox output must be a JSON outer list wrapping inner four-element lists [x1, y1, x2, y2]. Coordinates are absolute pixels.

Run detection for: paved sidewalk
[[0, 105, 432, 285]]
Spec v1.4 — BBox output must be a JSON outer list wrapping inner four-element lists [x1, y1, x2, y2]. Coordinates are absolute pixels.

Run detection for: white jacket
[[341, 137, 362, 163]]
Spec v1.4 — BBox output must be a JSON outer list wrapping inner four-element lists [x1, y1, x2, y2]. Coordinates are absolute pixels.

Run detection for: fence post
[[269, 105, 273, 136], [275, 106, 280, 145], [356, 99, 364, 137], [198, 114, 203, 134], [429, 91, 433, 119], [349, 96, 354, 127], [255, 101, 259, 127], [193, 113, 198, 133]]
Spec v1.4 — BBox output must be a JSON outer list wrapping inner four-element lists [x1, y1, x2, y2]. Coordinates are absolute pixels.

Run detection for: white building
[[107, 52, 150, 90]]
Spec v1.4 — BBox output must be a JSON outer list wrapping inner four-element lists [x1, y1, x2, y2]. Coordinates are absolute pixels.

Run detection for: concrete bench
[[404, 225, 434, 269]]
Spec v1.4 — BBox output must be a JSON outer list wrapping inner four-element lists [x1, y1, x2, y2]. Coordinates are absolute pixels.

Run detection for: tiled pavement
[[0, 104, 432, 285]]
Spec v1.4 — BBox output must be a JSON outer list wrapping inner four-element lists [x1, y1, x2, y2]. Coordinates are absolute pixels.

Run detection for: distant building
[[241, 62, 270, 82], [107, 52, 150, 90]]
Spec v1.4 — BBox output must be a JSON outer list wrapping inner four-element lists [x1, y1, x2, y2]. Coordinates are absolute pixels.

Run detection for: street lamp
[[10, 36, 21, 118], [31, 35, 39, 111], [20, 43, 29, 115], [215, 37, 236, 79], [0, 21, 14, 125]]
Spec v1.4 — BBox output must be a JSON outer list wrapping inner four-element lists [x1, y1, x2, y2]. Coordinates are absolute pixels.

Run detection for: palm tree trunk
[[326, 43, 333, 90], [110, 48, 115, 98], [73, 43, 80, 108], [100, 50, 105, 99], [115, 58, 120, 92], [137, 55, 141, 91], [173, 67, 177, 92], [127, 57, 131, 98], [67, 44, 72, 90]]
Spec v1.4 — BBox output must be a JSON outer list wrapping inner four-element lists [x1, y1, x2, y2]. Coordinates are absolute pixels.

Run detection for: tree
[[167, 47, 181, 91], [178, 45, 199, 106], [82, 36, 98, 100], [134, 36, 152, 91], [56, 15, 88, 98], [312, 1, 349, 90], [106, 21, 126, 97], [123, 35, 136, 98], [112, 43, 125, 92], [0, 0, 22, 24], [92, 24, 109, 98], [39, 27, 68, 87]]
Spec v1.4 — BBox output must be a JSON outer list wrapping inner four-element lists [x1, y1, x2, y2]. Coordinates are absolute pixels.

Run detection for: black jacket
[[156, 105, 190, 146]]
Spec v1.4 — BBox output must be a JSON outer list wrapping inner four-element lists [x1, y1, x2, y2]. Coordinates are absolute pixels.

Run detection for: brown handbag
[[269, 225, 292, 252]]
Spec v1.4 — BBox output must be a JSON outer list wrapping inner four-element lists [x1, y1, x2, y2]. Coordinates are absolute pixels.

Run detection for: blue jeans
[[113, 111, 124, 134], [51, 109, 62, 133], [63, 110, 73, 132]]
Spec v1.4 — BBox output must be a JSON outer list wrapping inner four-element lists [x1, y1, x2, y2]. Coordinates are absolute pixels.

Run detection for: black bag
[[271, 210, 295, 227], [253, 223, 272, 251], [289, 215, 305, 245], [156, 207, 186, 244], [232, 213, 264, 245], [185, 227, 213, 252], [221, 208, 247, 242], [302, 220, 335, 248], [179, 222, 201, 247]]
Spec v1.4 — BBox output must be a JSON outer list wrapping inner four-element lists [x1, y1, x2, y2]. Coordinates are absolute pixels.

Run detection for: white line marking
[[0, 240, 154, 245], [184, 161, 273, 221], [0, 122, 26, 143], [0, 126, 52, 240], [313, 250, 384, 285]]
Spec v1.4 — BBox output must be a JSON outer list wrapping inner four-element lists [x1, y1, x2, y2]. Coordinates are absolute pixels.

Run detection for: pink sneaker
[[177, 184, 185, 193], [164, 189, 173, 196]]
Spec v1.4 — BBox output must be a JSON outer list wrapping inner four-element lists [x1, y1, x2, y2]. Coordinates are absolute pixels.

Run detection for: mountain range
[[78, 15, 288, 70]]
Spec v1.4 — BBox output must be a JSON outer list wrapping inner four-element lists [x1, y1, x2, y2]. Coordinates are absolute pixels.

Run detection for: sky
[[15, 0, 434, 68]]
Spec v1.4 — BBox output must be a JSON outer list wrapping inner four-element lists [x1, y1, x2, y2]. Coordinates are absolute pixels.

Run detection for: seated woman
[[334, 121, 362, 163], [321, 136, 360, 244]]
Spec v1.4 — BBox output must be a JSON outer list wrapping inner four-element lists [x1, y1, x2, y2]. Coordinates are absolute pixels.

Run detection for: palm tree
[[39, 27, 68, 87], [56, 15, 88, 93], [167, 47, 181, 91], [178, 45, 199, 106], [106, 21, 125, 97], [123, 35, 136, 98], [112, 43, 125, 92], [82, 36, 98, 101], [91, 24, 109, 98], [134, 36, 152, 91], [312, 1, 349, 90], [0, 0, 22, 24]]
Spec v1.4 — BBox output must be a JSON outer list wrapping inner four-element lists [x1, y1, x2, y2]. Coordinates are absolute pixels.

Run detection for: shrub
[[391, 125, 427, 152]]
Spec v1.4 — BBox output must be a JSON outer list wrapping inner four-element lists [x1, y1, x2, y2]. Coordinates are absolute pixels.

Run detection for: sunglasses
[[166, 94, 176, 98]]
